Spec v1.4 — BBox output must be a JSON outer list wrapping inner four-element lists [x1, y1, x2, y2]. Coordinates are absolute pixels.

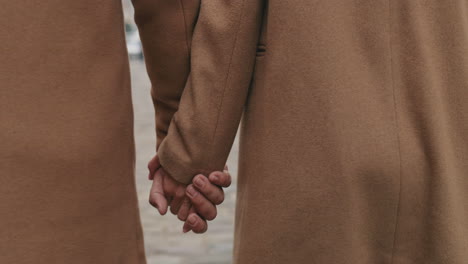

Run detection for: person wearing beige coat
[[1, 1, 228, 263], [146, 0, 468, 264]]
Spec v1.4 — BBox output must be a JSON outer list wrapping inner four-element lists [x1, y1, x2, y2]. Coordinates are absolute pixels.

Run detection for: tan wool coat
[[2, 1, 468, 264], [143, 1, 468, 264], [1, 1, 199, 263]]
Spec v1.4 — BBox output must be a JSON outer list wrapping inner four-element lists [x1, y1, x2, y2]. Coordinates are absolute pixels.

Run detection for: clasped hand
[[147, 155, 231, 233]]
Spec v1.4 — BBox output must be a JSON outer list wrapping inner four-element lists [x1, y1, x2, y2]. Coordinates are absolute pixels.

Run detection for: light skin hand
[[147, 155, 185, 216], [147, 155, 231, 233]]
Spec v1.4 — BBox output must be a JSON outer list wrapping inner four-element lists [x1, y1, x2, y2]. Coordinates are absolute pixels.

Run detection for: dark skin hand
[[148, 155, 231, 233]]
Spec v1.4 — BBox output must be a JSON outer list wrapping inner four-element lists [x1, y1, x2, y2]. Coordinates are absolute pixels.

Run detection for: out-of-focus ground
[[130, 58, 238, 264]]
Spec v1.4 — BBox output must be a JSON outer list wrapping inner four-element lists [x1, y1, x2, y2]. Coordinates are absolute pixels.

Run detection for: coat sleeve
[[157, 0, 266, 184], [131, 0, 200, 149]]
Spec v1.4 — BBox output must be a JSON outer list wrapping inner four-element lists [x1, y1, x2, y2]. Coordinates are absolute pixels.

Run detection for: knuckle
[[177, 213, 187, 221], [191, 197, 202, 207], [196, 184, 207, 194], [222, 181, 231, 188], [189, 192, 202, 204], [170, 206, 178, 215], [205, 208, 217, 221], [215, 195, 225, 205], [193, 225, 205, 234], [218, 177, 227, 186], [199, 185, 212, 196]]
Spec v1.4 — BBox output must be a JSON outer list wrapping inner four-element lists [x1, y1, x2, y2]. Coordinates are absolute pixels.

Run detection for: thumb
[[149, 169, 168, 215]]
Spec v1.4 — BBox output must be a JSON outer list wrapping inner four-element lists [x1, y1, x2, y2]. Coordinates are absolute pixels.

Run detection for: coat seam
[[210, 0, 247, 164], [388, 1, 403, 263]]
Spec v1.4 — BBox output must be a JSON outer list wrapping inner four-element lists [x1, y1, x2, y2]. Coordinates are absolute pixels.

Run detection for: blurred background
[[121, 1, 239, 264]]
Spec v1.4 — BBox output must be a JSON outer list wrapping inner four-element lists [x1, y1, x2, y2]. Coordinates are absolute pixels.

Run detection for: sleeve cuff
[[157, 139, 217, 185]]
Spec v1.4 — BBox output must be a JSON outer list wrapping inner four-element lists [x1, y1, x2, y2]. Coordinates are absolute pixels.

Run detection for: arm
[[132, 0, 243, 232], [131, 0, 200, 148], [157, 0, 267, 184]]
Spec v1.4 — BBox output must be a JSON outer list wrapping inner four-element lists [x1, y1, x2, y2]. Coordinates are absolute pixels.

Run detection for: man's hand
[[147, 155, 231, 233], [182, 167, 232, 233]]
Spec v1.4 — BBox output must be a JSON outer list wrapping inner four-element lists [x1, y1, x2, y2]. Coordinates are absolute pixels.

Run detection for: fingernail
[[187, 215, 197, 226], [210, 174, 219, 182], [194, 177, 205, 188], [186, 185, 198, 198]]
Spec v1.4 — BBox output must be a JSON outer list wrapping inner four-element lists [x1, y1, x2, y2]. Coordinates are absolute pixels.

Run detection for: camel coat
[[0, 1, 199, 263], [152, 0, 468, 263]]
